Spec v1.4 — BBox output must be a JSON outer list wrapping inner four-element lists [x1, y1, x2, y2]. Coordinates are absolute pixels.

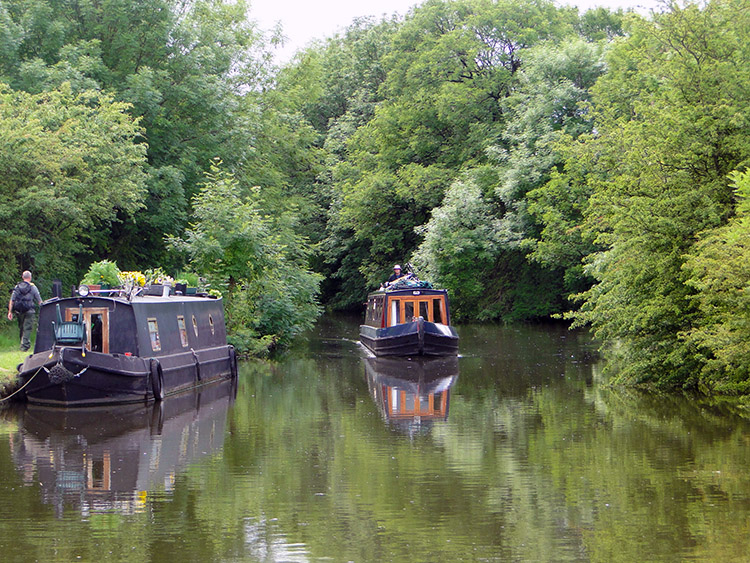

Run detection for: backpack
[[12, 282, 35, 314]]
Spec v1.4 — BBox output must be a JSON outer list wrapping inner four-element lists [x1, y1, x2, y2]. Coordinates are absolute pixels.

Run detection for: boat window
[[177, 316, 189, 347], [419, 301, 429, 319], [365, 298, 383, 322], [209, 314, 215, 335], [367, 297, 385, 325], [147, 318, 161, 351], [405, 393, 415, 412], [432, 299, 443, 324], [87, 453, 110, 491], [192, 315, 199, 337], [389, 296, 449, 325], [433, 392, 443, 412], [420, 394, 430, 412], [389, 300, 400, 326], [404, 302, 415, 322]]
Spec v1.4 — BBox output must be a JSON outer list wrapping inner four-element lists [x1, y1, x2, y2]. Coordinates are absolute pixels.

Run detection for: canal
[[0, 314, 749, 562]]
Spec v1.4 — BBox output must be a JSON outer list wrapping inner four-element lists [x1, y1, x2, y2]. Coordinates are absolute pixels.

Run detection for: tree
[[683, 170, 750, 391], [569, 0, 750, 387], [0, 83, 147, 294], [272, 16, 400, 308], [170, 161, 322, 356], [413, 175, 500, 319], [0, 0, 276, 271], [497, 38, 608, 304], [414, 35, 611, 320], [328, 0, 578, 294]]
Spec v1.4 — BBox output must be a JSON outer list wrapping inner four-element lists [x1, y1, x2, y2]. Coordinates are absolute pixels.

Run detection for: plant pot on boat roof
[[175, 272, 200, 287]]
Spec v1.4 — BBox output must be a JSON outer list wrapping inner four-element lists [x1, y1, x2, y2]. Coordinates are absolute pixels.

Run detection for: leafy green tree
[[170, 161, 322, 356], [272, 16, 400, 308], [525, 156, 599, 298], [0, 83, 146, 294], [0, 0, 275, 272], [414, 36, 610, 320], [683, 170, 750, 391], [497, 39, 607, 304], [282, 16, 399, 137], [329, 0, 579, 295], [497, 39, 606, 241], [570, 0, 750, 387], [413, 175, 500, 319], [509, 39, 613, 303], [576, 6, 627, 41]]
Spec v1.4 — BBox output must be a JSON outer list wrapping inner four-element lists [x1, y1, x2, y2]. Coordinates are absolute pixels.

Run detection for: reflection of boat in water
[[8, 379, 236, 516], [364, 356, 458, 433]]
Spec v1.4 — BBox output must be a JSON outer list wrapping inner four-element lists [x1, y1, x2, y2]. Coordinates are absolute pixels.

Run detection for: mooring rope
[[0, 365, 44, 403]]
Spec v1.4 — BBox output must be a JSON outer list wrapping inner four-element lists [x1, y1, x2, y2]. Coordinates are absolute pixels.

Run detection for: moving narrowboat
[[15, 286, 238, 406], [359, 277, 459, 356]]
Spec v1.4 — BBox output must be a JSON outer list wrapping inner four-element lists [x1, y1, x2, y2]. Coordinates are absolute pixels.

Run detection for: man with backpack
[[8, 270, 43, 351]]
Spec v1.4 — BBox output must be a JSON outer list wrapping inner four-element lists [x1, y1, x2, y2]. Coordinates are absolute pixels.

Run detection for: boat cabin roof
[[367, 287, 449, 299]]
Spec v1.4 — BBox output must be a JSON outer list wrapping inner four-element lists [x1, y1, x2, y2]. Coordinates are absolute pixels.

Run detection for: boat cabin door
[[65, 307, 110, 353]]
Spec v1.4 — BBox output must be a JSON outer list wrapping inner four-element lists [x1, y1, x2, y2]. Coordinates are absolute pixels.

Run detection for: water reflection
[[9, 379, 236, 517], [363, 356, 458, 435], [1, 318, 750, 562]]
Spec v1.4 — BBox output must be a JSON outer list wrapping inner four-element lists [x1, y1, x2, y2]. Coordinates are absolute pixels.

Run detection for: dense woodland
[[0, 0, 748, 391]]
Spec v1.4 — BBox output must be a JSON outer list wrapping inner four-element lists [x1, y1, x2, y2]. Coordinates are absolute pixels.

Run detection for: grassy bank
[[0, 323, 28, 392]]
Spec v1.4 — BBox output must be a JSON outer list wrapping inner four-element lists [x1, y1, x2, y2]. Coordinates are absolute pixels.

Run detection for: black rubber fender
[[228, 345, 238, 380], [149, 358, 164, 401], [190, 348, 201, 381]]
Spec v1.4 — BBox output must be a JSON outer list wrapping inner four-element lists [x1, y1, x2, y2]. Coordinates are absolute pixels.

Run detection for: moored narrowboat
[[359, 277, 459, 356], [15, 286, 238, 406]]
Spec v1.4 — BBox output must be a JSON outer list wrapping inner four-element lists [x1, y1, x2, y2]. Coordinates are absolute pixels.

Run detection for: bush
[[81, 260, 121, 286]]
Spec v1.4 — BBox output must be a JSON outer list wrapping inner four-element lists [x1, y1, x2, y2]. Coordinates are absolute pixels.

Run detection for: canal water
[[0, 315, 749, 562]]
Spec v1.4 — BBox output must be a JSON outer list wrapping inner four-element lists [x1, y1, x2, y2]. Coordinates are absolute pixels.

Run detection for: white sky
[[250, 0, 667, 62]]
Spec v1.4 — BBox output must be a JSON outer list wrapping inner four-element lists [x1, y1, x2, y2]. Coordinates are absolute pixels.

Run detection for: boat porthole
[[192, 314, 199, 337]]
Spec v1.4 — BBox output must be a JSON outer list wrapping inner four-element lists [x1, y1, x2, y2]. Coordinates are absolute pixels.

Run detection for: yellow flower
[[118, 271, 146, 287]]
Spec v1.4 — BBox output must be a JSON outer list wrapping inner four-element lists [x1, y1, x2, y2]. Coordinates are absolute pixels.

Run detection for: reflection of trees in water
[[242, 320, 750, 562], [1, 319, 749, 562]]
